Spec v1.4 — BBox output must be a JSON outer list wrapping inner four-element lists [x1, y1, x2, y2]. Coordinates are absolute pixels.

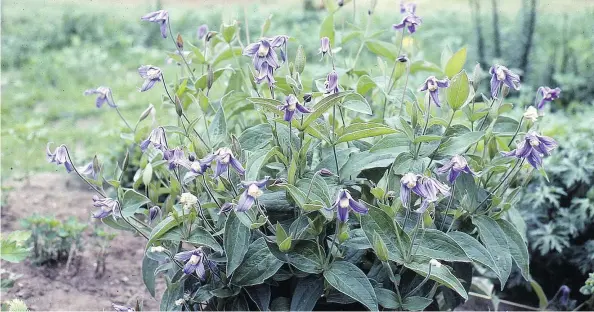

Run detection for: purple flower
[[489, 64, 520, 98], [318, 168, 335, 177], [80, 161, 98, 179], [84, 86, 116, 108], [140, 127, 168, 151], [535, 86, 561, 111], [148, 206, 161, 225], [400, 1, 417, 14], [319, 37, 330, 56], [218, 202, 235, 215], [393, 13, 422, 34], [163, 147, 186, 170], [141, 10, 169, 38], [138, 65, 163, 92], [236, 178, 268, 212], [330, 189, 369, 223], [183, 160, 211, 183], [278, 94, 311, 121], [419, 76, 449, 107], [502, 131, 558, 169], [112, 303, 134, 312], [243, 35, 288, 87], [400, 173, 450, 213], [92, 196, 120, 219], [324, 71, 339, 94], [437, 155, 475, 184], [46, 143, 73, 173], [202, 147, 245, 178], [174, 248, 206, 279], [197, 24, 208, 40], [559, 285, 570, 306]]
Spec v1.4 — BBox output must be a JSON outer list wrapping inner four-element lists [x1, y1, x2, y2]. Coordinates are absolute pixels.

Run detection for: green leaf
[[341, 93, 372, 115], [341, 151, 395, 180], [356, 75, 378, 95], [371, 133, 410, 154], [295, 45, 306, 74], [0, 240, 29, 263], [195, 67, 231, 90], [375, 288, 400, 309], [269, 240, 325, 274], [225, 212, 251, 275], [149, 216, 178, 244], [300, 92, 349, 130], [246, 97, 283, 115], [246, 284, 271, 311], [404, 257, 468, 299], [497, 219, 530, 281], [142, 253, 159, 297], [231, 238, 283, 286], [336, 123, 396, 143], [245, 147, 280, 181], [6, 231, 31, 243], [446, 71, 470, 110], [413, 135, 442, 143], [291, 276, 324, 311], [402, 296, 433, 311], [221, 21, 237, 43], [162, 227, 223, 253], [209, 107, 227, 146], [239, 124, 272, 151], [447, 231, 499, 278], [414, 229, 469, 262], [473, 216, 512, 289], [276, 222, 292, 252], [160, 279, 184, 311], [142, 163, 152, 186], [319, 14, 335, 46], [436, 131, 484, 157], [282, 184, 325, 211], [444, 47, 467, 78], [361, 207, 408, 263], [324, 261, 378, 311], [212, 47, 243, 66], [120, 189, 150, 217], [365, 40, 398, 61], [372, 231, 389, 261]]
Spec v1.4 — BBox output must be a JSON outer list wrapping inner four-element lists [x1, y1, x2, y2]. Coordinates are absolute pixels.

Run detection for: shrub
[[50, 2, 571, 311]]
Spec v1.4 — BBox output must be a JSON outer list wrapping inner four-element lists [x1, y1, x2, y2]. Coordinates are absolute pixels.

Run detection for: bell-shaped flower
[[400, 1, 417, 14], [174, 248, 206, 280], [138, 65, 163, 92], [324, 71, 339, 94], [489, 64, 520, 98], [419, 76, 449, 107], [140, 127, 168, 151], [236, 178, 268, 212], [535, 86, 561, 112], [80, 161, 98, 179], [46, 143, 73, 173], [163, 147, 186, 170], [92, 196, 120, 219], [400, 173, 450, 213], [140, 10, 169, 38], [278, 94, 311, 121], [502, 131, 558, 169], [437, 155, 475, 184], [84, 86, 116, 108], [330, 189, 369, 223], [148, 206, 161, 225], [197, 24, 208, 40], [319, 37, 330, 57], [393, 13, 422, 34], [202, 147, 245, 178]]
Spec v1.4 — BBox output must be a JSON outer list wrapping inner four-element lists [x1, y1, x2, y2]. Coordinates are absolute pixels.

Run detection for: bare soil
[[1, 173, 163, 311]]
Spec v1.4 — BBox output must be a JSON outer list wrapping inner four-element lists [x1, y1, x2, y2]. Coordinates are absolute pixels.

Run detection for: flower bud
[[150, 246, 166, 253], [174, 95, 183, 117], [138, 104, 155, 123], [207, 65, 214, 90], [523, 106, 539, 122], [205, 31, 217, 42], [317, 168, 335, 177], [396, 55, 409, 63], [188, 153, 196, 162], [320, 37, 330, 55], [218, 202, 235, 214], [149, 206, 161, 224], [303, 93, 312, 103], [501, 84, 510, 98], [176, 33, 184, 50]]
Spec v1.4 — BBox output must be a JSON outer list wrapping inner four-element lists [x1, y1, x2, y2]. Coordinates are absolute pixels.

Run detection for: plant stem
[[405, 264, 433, 297], [508, 116, 524, 148], [468, 292, 540, 311], [351, 14, 372, 69], [168, 23, 195, 81], [202, 175, 222, 209], [324, 219, 340, 266], [440, 182, 456, 231], [113, 105, 134, 132], [427, 111, 455, 169], [331, 104, 341, 181], [414, 97, 432, 158], [473, 159, 521, 213], [387, 33, 406, 94], [398, 62, 411, 117], [406, 216, 421, 261], [64, 148, 106, 198]]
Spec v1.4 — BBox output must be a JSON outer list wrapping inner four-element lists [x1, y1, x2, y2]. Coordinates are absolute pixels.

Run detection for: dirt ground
[[1, 172, 163, 311]]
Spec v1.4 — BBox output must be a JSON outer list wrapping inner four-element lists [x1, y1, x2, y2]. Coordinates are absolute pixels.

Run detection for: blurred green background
[[2, 0, 593, 181]]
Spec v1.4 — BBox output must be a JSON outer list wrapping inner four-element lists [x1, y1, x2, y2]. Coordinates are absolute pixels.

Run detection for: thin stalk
[[439, 183, 456, 231], [508, 116, 524, 148], [405, 264, 433, 297], [397, 62, 411, 117], [243, 6, 250, 44], [383, 261, 403, 302], [288, 121, 293, 163], [168, 23, 195, 81], [414, 97, 432, 158], [304, 171, 320, 203], [351, 14, 372, 69], [468, 292, 540, 311], [324, 219, 340, 266], [202, 175, 222, 209], [113, 106, 134, 132], [387, 33, 406, 94], [331, 105, 341, 181], [228, 170, 239, 196], [427, 111, 455, 169], [406, 216, 421, 261], [64, 148, 106, 198], [473, 159, 521, 213]]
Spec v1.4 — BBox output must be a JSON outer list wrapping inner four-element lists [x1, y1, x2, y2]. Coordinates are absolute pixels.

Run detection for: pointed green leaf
[[225, 212, 251, 275], [337, 122, 397, 143], [404, 257, 468, 299], [300, 92, 349, 130], [473, 216, 512, 289], [446, 71, 470, 110], [365, 40, 398, 61], [209, 107, 227, 146], [324, 261, 379, 311], [444, 47, 467, 78], [414, 229, 469, 262], [447, 231, 499, 278], [121, 189, 150, 217], [497, 219, 530, 281], [291, 276, 324, 311], [361, 207, 408, 263], [231, 238, 283, 286], [319, 13, 335, 46]]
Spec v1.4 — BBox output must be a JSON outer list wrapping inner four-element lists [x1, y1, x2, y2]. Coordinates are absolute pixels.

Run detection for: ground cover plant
[[17, 0, 593, 311]]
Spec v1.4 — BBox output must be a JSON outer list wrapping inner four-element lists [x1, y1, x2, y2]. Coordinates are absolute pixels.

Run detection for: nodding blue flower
[[140, 127, 168, 152], [163, 147, 186, 170], [141, 10, 169, 38], [559, 285, 570, 306], [489, 64, 520, 98], [138, 65, 163, 92], [419, 76, 449, 107], [400, 1, 417, 14], [236, 178, 268, 212], [80, 161, 98, 179], [197, 24, 208, 40], [46, 143, 73, 173], [437, 155, 475, 184], [278, 94, 311, 121], [324, 71, 340, 94], [202, 147, 245, 178], [174, 248, 207, 279], [92, 195, 120, 219], [330, 189, 369, 223], [535, 86, 561, 112], [400, 173, 450, 213], [319, 37, 331, 57], [243, 35, 288, 87], [182, 160, 211, 184], [392, 13, 422, 34], [112, 303, 135, 312], [84, 86, 116, 108], [148, 206, 161, 225], [502, 131, 558, 169]]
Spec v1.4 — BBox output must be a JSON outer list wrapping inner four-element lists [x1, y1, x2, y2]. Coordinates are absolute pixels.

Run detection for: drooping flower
[[502, 131, 558, 169], [523, 106, 539, 122], [278, 94, 311, 121], [46, 143, 73, 173], [437, 155, 475, 184], [324, 71, 339, 94], [392, 13, 422, 34], [400, 1, 417, 14], [197, 24, 208, 40], [242, 35, 288, 87], [112, 303, 135, 312], [535, 86, 561, 112], [319, 37, 330, 56], [419, 76, 449, 107], [236, 178, 268, 212], [400, 173, 450, 213], [330, 189, 369, 223], [138, 65, 163, 92], [489, 64, 520, 98], [92, 195, 120, 219], [148, 206, 161, 225], [183, 160, 211, 183], [141, 10, 169, 38], [202, 147, 245, 178], [559, 285, 570, 306], [163, 147, 186, 170], [84, 86, 116, 108], [174, 248, 206, 279], [180, 193, 198, 209], [140, 127, 168, 151], [80, 161, 98, 179], [218, 202, 235, 215]]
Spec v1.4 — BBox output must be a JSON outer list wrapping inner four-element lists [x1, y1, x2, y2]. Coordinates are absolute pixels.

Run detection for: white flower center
[[147, 68, 161, 79], [427, 80, 437, 91], [529, 138, 540, 147], [191, 162, 202, 173], [339, 198, 350, 208], [247, 184, 263, 198], [545, 93, 552, 99], [257, 43, 269, 57], [496, 67, 506, 81], [287, 101, 297, 111], [189, 254, 200, 265], [220, 154, 230, 164]]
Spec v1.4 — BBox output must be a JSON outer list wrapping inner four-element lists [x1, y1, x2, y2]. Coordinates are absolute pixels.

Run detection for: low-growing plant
[[91, 226, 117, 278], [50, 1, 576, 311]]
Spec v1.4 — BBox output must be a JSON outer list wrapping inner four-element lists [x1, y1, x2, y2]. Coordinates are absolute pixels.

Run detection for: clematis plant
[[50, 3, 561, 311]]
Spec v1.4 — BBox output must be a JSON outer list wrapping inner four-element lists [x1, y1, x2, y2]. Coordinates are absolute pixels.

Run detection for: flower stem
[[427, 111, 455, 169], [406, 216, 421, 261], [387, 33, 406, 94], [324, 219, 340, 266], [168, 23, 195, 81], [414, 97, 432, 158], [331, 105, 341, 181], [508, 116, 524, 148], [202, 175, 222, 209], [473, 159, 521, 214], [64, 148, 106, 198], [439, 182, 456, 231]]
